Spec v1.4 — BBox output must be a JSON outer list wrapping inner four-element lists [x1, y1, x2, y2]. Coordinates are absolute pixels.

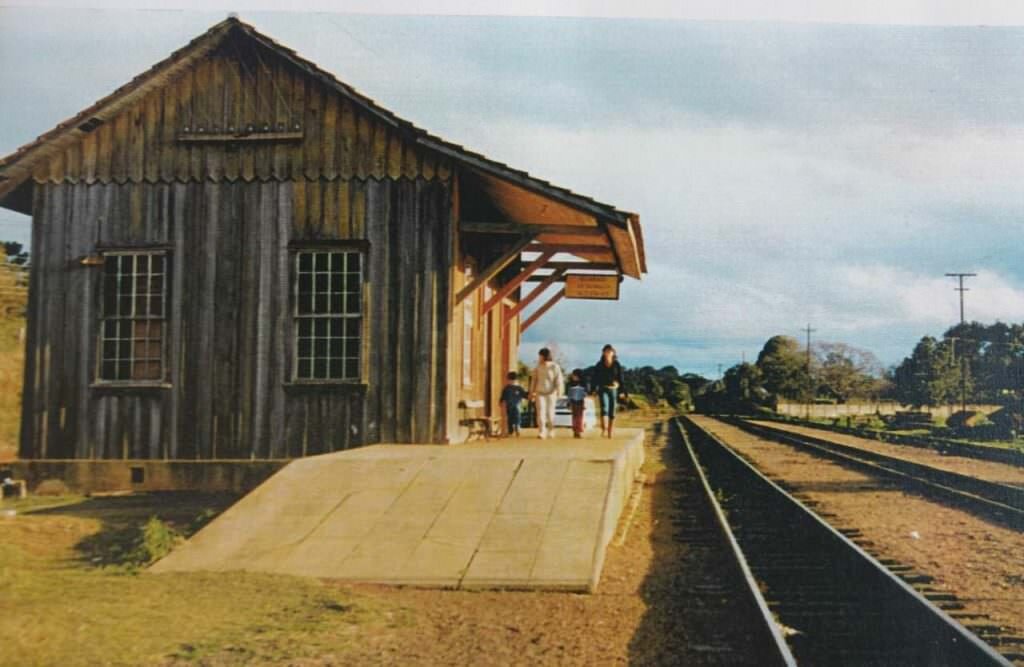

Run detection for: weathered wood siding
[[30, 34, 452, 188], [20, 37, 455, 459]]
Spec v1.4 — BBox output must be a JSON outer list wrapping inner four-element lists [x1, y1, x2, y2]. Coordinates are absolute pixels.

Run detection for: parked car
[[554, 396, 598, 430]]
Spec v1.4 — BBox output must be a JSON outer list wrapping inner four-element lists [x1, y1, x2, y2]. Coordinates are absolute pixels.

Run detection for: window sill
[[282, 381, 367, 393], [90, 382, 172, 393]]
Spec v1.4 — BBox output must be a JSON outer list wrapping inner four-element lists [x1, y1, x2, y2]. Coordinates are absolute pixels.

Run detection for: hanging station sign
[[564, 274, 620, 300]]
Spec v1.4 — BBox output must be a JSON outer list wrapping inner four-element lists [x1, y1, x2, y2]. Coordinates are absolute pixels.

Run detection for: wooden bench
[[458, 399, 500, 441]]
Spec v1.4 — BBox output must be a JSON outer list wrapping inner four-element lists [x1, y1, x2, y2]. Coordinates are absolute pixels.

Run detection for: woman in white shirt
[[529, 347, 565, 439]]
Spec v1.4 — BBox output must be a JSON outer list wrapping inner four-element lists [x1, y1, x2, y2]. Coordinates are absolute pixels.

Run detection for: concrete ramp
[[151, 429, 644, 592]]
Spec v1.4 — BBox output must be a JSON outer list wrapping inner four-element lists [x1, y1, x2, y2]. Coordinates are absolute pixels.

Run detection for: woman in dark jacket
[[593, 344, 625, 438]]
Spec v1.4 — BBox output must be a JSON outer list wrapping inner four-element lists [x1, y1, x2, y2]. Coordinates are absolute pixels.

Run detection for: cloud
[[5, 10, 1024, 376]]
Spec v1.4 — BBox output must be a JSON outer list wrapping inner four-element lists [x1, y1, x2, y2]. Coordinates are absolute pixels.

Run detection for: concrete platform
[[151, 428, 645, 592]]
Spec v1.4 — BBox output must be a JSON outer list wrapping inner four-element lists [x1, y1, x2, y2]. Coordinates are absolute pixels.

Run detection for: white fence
[[776, 401, 1002, 420]]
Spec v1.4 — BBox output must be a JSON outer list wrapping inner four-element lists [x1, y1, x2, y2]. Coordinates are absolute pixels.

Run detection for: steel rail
[[681, 415, 1013, 666], [730, 418, 1024, 530], [670, 418, 798, 667]]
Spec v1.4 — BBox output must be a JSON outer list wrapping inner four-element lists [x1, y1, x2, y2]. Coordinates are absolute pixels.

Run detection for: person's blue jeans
[[598, 386, 618, 421]]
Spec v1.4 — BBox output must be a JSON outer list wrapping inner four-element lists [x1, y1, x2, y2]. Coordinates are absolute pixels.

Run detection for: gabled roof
[[0, 16, 646, 275]]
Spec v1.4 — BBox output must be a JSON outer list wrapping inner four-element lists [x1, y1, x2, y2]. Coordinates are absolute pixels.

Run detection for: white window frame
[[292, 248, 364, 383], [97, 250, 168, 384]]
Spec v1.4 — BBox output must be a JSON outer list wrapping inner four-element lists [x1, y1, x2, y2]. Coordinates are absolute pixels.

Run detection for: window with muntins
[[99, 252, 167, 382], [294, 249, 363, 381]]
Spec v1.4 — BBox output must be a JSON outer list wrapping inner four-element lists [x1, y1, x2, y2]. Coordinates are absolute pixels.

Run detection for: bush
[[130, 516, 183, 566]]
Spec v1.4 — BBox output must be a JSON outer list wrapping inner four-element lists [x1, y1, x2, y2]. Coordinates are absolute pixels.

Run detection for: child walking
[[529, 347, 564, 439], [567, 369, 588, 438], [499, 371, 528, 437]]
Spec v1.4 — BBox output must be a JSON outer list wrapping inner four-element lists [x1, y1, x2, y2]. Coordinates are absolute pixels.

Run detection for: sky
[[2, 5, 1024, 377]]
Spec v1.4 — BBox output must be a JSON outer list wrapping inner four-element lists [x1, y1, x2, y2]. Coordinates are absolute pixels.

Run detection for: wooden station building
[[0, 17, 646, 461]]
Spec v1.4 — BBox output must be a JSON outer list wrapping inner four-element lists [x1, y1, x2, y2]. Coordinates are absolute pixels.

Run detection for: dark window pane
[[119, 255, 132, 275], [119, 295, 133, 316], [346, 339, 360, 358], [101, 360, 116, 379], [347, 253, 360, 272], [330, 273, 343, 292], [329, 294, 343, 314], [345, 359, 359, 379], [314, 294, 328, 313], [330, 252, 343, 272], [297, 338, 311, 357], [103, 277, 118, 315], [150, 295, 163, 316], [117, 359, 131, 380], [136, 254, 149, 275], [315, 274, 328, 292], [103, 320, 118, 338], [298, 252, 313, 272], [118, 339, 132, 360], [346, 293, 359, 314], [103, 340, 117, 360], [314, 339, 328, 357], [298, 271, 312, 294], [150, 274, 163, 294], [297, 359, 311, 378], [314, 319, 328, 337], [298, 319, 312, 338], [330, 338, 343, 357], [315, 253, 328, 271], [313, 358, 327, 379], [328, 359, 343, 379], [104, 257, 118, 275], [329, 318, 342, 337], [152, 254, 164, 273], [346, 318, 360, 337]]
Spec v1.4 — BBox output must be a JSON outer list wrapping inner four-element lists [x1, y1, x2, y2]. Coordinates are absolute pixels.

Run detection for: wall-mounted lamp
[[79, 254, 105, 267]]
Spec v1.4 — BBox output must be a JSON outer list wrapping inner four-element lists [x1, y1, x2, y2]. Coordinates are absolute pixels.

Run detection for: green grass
[[0, 493, 408, 666]]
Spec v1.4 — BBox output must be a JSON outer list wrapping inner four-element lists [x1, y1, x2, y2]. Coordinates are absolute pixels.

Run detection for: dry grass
[[0, 493, 407, 666], [0, 261, 26, 461]]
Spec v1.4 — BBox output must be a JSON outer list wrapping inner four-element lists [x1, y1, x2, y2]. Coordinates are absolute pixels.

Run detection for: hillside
[[0, 260, 27, 460]]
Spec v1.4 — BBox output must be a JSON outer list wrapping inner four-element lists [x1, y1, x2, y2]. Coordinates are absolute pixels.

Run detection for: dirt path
[[693, 415, 1024, 664], [751, 420, 1024, 487]]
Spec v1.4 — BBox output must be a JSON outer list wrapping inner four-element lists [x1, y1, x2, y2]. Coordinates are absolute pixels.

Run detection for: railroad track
[[677, 415, 1015, 666], [726, 417, 1024, 531]]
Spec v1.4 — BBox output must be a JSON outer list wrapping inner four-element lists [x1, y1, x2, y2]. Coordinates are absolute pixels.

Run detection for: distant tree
[[2, 241, 28, 265], [756, 335, 809, 400], [665, 379, 693, 410], [814, 342, 884, 402], [893, 336, 963, 408], [724, 362, 763, 403]]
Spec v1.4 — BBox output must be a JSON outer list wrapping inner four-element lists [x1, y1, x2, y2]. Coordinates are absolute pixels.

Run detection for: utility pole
[[945, 273, 976, 414], [802, 323, 816, 419]]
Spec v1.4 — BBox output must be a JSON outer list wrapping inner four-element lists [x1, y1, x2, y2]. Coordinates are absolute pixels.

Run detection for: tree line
[[891, 322, 1024, 408], [690, 322, 1024, 413]]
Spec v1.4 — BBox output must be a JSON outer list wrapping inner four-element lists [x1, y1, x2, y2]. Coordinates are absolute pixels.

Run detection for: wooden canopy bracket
[[481, 250, 554, 317], [455, 234, 533, 304], [461, 220, 605, 236], [505, 267, 565, 325], [521, 287, 566, 333]]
